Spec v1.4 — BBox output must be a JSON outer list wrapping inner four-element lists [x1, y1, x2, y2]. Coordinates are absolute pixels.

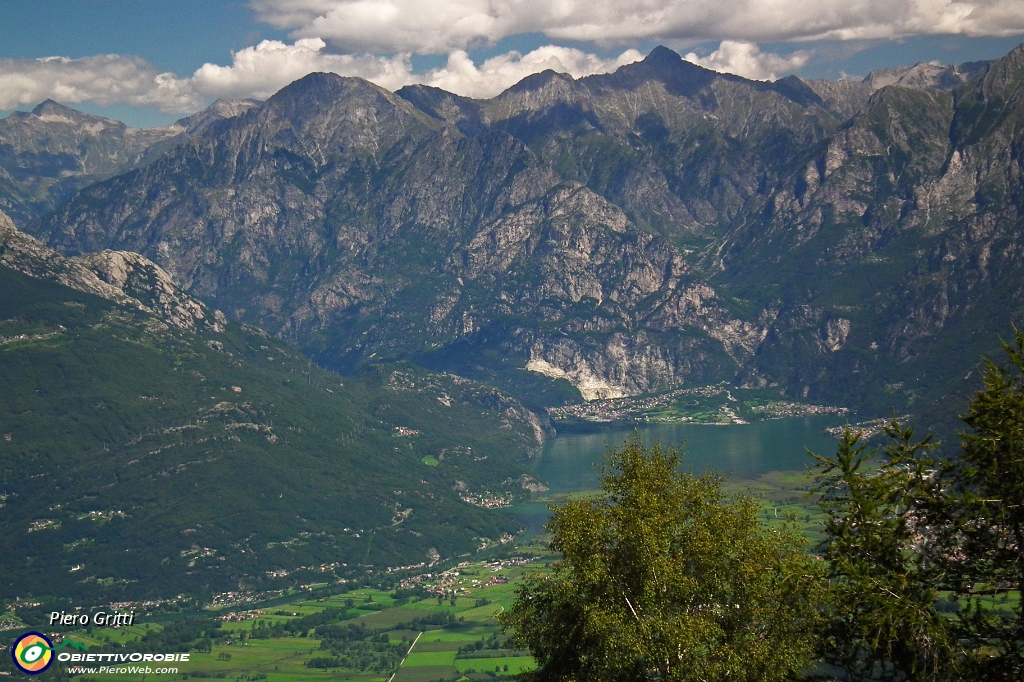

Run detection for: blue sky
[[1, 0, 1023, 128]]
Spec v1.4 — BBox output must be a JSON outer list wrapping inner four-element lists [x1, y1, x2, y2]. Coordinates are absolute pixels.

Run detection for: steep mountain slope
[[0, 211, 541, 602], [400, 47, 843, 247], [710, 44, 1024, 432]]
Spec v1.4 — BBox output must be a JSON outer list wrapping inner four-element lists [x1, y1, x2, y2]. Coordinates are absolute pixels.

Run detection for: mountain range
[[2, 41, 1024, 600], [9, 44, 1023, 436]]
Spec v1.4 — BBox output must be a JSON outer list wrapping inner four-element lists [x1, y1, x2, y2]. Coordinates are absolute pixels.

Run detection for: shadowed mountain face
[[20, 44, 1024, 433]]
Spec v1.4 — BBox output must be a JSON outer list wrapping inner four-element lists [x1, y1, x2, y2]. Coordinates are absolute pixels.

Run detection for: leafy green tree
[[937, 328, 1024, 679], [809, 423, 954, 681], [500, 434, 825, 682]]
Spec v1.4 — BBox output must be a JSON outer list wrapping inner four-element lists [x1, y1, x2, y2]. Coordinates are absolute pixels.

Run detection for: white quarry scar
[[525, 357, 628, 401]]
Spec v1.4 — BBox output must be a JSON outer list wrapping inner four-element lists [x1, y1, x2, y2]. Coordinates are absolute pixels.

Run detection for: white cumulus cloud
[[0, 40, 642, 115], [0, 54, 195, 112], [684, 41, 811, 81], [188, 38, 416, 99], [249, 0, 1024, 54], [421, 46, 643, 98]]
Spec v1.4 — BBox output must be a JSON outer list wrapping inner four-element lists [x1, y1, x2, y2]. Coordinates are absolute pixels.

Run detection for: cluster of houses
[[459, 492, 512, 508], [384, 561, 428, 574], [218, 610, 262, 622], [750, 402, 849, 419], [548, 384, 739, 423], [395, 557, 535, 598], [549, 382, 852, 425], [264, 560, 347, 580], [824, 415, 911, 439], [107, 597, 185, 612], [209, 590, 285, 609]]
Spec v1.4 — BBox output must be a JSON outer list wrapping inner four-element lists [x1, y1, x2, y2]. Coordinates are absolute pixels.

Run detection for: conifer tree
[[810, 424, 953, 681], [813, 328, 1024, 680], [939, 327, 1024, 679]]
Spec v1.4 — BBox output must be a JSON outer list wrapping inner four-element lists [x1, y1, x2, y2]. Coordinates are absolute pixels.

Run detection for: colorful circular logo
[[11, 632, 54, 675]]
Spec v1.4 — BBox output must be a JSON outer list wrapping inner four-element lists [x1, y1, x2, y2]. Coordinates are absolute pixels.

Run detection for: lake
[[510, 416, 851, 532]]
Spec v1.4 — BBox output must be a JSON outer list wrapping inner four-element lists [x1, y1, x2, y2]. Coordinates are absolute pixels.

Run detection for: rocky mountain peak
[[261, 72, 385, 125], [972, 40, 1024, 97], [1, 209, 221, 332], [29, 99, 122, 128], [31, 98, 63, 113], [174, 98, 263, 134], [265, 71, 397, 112], [803, 57, 991, 119], [76, 250, 223, 332], [0, 99, 182, 226], [487, 70, 587, 118], [2, 208, 135, 304], [950, 42, 1024, 147], [253, 71, 436, 158], [770, 75, 826, 108], [864, 61, 979, 92], [203, 97, 263, 119], [506, 69, 576, 94], [592, 45, 719, 96], [395, 85, 486, 135], [644, 45, 686, 68]]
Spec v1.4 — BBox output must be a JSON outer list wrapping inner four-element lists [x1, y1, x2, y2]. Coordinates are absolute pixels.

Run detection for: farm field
[[64, 551, 547, 682]]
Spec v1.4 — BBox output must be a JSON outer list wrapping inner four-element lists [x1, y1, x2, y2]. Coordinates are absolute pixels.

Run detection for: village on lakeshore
[[549, 384, 849, 426]]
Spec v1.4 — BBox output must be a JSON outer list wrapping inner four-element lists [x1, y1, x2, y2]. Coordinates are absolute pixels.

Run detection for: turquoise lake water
[[510, 416, 851, 532]]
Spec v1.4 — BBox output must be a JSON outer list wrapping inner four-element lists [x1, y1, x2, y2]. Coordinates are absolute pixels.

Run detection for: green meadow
[[64, 551, 546, 682]]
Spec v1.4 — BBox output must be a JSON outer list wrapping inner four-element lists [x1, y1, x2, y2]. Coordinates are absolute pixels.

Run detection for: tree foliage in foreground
[[810, 425, 953, 681], [940, 327, 1024, 680], [500, 435, 825, 682], [812, 327, 1024, 681]]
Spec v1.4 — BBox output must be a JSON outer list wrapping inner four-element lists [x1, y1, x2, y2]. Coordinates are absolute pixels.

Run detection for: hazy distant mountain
[[22, 44, 1024, 437], [174, 98, 264, 135], [0, 101, 175, 226], [0, 99, 261, 227]]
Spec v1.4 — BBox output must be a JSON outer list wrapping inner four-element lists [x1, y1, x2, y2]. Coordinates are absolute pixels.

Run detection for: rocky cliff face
[[18, 44, 1024, 428], [713, 44, 1024, 426]]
